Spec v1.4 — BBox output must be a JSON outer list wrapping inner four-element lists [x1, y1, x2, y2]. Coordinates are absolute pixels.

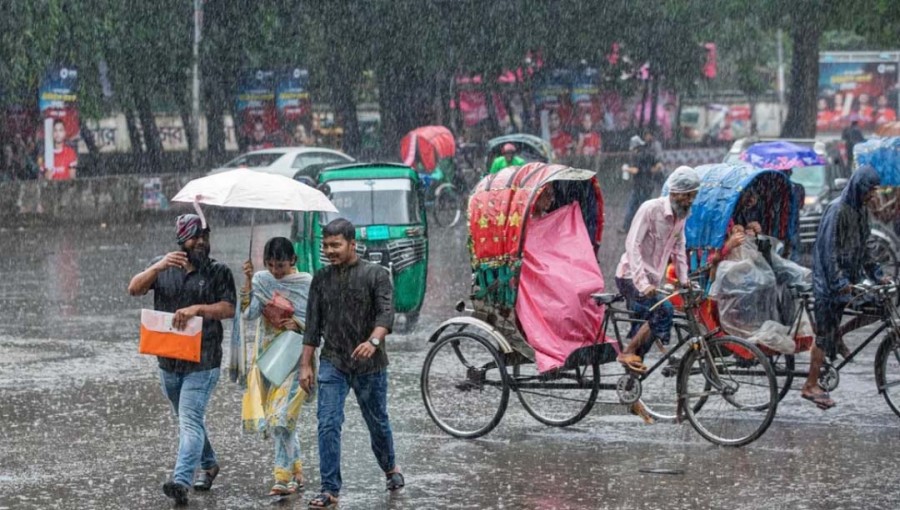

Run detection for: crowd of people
[[128, 215, 402, 508]]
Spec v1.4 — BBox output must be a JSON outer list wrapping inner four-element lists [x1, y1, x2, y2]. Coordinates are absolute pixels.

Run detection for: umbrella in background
[[171, 168, 337, 255], [740, 141, 825, 171]]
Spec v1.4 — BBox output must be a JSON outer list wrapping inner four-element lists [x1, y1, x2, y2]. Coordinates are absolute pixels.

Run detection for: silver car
[[208, 147, 354, 180]]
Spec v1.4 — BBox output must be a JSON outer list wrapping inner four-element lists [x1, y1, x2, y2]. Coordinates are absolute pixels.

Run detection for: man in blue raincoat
[[804, 165, 887, 409]]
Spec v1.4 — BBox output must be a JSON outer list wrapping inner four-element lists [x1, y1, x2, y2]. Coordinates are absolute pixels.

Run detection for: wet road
[[2, 203, 900, 510]]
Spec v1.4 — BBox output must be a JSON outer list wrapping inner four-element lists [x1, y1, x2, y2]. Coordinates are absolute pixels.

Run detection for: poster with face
[[276, 68, 312, 146], [818, 58, 898, 134], [235, 69, 279, 151], [38, 66, 79, 180]]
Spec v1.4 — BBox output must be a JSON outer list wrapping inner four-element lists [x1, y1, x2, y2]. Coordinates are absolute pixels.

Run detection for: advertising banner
[[818, 56, 899, 134], [276, 68, 311, 122], [38, 66, 79, 180], [276, 67, 312, 145], [535, 68, 572, 111], [235, 69, 279, 150]]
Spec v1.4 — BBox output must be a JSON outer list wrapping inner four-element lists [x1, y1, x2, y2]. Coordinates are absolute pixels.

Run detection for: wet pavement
[[2, 198, 900, 510]]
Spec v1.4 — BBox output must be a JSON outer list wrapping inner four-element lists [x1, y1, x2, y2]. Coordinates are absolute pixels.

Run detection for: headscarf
[[175, 214, 209, 244], [667, 166, 701, 193]]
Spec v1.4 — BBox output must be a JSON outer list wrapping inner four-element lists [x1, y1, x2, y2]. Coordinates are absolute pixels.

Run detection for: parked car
[[208, 147, 354, 180]]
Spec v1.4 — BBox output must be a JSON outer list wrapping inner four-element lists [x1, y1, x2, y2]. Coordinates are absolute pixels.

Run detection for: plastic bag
[[768, 247, 812, 288], [709, 241, 780, 340], [748, 320, 795, 354]]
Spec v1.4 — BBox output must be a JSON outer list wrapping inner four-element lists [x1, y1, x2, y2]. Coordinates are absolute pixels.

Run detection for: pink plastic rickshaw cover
[[515, 202, 610, 372]]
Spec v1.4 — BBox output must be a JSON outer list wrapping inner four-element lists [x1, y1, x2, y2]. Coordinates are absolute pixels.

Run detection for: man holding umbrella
[[128, 214, 237, 504]]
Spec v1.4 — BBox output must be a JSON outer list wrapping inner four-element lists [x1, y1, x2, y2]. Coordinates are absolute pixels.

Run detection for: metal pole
[[776, 29, 786, 127], [191, 0, 202, 169]]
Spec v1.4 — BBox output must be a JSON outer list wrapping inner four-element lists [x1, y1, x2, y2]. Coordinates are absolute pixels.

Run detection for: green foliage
[[2, 0, 898, 143]]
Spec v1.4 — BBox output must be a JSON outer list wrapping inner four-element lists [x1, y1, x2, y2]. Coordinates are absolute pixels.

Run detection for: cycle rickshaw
[[420, 162, 779, 447], [659, 158, 900, 420], [400, 125, 463, 227]]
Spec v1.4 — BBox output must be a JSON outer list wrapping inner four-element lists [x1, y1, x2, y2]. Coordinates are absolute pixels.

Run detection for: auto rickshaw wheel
[[421, 332, 510, 439]]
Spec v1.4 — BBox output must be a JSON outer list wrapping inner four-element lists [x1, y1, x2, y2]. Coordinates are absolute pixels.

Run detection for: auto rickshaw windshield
[[321, 178, 420, 226]]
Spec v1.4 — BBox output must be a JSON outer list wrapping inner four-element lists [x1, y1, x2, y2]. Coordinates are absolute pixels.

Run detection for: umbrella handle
[[192, 196, 208, 229], [249, 210, 255, 260]]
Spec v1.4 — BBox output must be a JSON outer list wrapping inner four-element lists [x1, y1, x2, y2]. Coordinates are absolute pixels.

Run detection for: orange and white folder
[[139, 309, 203, 362]]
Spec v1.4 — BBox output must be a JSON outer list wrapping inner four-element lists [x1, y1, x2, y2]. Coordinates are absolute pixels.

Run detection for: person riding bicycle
[[805, 164, 889, 410], [615, 166, 700, 421], [489, 143, 525, 174]]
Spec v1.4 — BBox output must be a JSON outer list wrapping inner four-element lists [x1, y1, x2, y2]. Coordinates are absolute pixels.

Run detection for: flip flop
[[617, 353, 648, 374], [801, 392, 835, 410]]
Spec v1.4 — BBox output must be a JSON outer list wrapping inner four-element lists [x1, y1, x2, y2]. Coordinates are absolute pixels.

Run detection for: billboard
[[818, 53, 899, 134]]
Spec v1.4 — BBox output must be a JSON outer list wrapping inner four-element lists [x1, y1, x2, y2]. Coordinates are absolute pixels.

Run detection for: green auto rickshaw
[[292, 162, 428, 330]]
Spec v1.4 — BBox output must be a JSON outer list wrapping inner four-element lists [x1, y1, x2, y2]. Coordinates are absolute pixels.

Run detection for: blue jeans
[[616, 277, 674, 356], [317, 359, 395, 496], [159, 368, 220, 487]]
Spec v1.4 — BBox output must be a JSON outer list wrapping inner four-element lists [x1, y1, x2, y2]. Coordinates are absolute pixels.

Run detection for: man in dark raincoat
[[805, 165, 886, 409]]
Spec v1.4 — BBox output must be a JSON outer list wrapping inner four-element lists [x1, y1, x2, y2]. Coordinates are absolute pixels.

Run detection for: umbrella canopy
[[740, 141, 825, 170], [171, 169, 337, 212]]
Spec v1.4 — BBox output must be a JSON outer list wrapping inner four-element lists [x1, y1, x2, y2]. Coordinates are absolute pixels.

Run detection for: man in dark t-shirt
[[300, 218, 403, 508], [128, 214, 236, 505], [621, 135, 663, 232]]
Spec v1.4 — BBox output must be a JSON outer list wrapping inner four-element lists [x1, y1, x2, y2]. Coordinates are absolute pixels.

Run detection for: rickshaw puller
[[615, 166, 700, 377], [489, 143, 525, 174], [805, 165, 888, 410]]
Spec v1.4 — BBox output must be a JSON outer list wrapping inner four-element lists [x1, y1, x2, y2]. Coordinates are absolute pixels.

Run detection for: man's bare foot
[[800, 389, 835, 410]]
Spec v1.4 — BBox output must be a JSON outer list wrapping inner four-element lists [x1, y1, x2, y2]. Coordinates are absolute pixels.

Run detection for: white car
[[208, 147, 355, 180]]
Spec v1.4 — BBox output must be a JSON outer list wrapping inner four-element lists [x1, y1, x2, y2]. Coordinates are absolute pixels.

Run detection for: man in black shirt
[[300, 218, 402, 509], [128, 214, 236, 505]]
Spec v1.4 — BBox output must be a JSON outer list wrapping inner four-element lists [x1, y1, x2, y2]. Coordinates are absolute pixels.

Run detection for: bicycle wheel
[[678, 336, 777, 447], [432, 184, 462, 228], [421, 332, 510, 438], [635, 338, 692, 422], [875, 331, 900, 418], [512, 358, 600, 427], [768, 353, 795, 403]]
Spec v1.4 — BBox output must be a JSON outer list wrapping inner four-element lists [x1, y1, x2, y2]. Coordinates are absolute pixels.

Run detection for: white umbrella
[[171, 168, 338, 255]]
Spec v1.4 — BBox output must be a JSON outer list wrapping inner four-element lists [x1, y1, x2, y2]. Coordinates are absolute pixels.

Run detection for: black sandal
[[308, 492, 338, 508], [386, 472, 405, 491]]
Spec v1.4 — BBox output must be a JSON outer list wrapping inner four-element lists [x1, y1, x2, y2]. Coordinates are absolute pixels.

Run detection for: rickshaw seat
[[591, 293, 623, 306]]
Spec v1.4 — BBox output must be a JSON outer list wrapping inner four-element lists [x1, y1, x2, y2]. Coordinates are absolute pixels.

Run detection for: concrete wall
[[0, 174, 201, 226], [0, 146, 727, 227]]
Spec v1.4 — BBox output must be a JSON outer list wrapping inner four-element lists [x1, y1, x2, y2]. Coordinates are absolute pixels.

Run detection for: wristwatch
[[368, 337, 381, 347]]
